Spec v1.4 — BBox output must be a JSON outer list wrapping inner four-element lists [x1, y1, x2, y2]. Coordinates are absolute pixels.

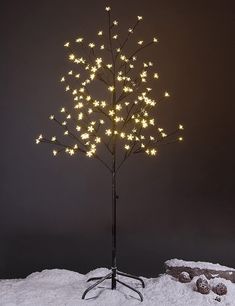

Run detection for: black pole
[[111, 147, 117, 289]]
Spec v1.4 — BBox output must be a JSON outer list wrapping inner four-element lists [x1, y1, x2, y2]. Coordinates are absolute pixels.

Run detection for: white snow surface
[[1, 266, 235, 306], [166, 258, 235, 271]]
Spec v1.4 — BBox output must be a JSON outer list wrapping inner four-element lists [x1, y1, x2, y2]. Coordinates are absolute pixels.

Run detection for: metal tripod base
[[82, 267, 145, 302]]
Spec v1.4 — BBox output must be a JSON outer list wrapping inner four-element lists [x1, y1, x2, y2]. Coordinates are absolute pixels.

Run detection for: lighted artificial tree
[[36, 6, 183, 302]]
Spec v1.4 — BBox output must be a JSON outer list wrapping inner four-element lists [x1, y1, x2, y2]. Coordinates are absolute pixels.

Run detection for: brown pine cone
[[213, 283, 227, 296], [179, 272, 191, 283], [196, 277, 211, 294]]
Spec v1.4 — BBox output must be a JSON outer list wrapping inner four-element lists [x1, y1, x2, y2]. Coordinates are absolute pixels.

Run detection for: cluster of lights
[[36, 6, 184, 161]]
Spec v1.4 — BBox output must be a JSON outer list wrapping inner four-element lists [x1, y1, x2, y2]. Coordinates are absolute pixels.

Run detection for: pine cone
[[196, 277, 211, 294], [179, 272, 191, 283], [213, 283, 227, 296]]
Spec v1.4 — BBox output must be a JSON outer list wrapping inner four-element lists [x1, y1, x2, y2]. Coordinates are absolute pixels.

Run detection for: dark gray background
[[1, 0, 234, 279]]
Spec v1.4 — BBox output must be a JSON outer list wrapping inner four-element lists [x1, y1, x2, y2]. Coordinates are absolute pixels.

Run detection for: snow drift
[[1, 261, 235, 305]]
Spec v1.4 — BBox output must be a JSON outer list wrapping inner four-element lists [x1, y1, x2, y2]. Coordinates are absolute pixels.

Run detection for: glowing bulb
[[64, 131, 68, 135], [137, 16, 143, 20], [125, 145, 130, 150], [109, 110, 115, 116], [76, 126, 81, 131], [75, 74, 80, 78], [76, 37, 83, 43], [105, 129, 112, 136], [98, 31, 103, 36], [154, 73, 159, 79], [179, 124, 184, 130], [108, 86, 115, 92], [127, 134, 134, 141], [153, 37, 158, 43], [95, 137, 101, 143], [101, 101, 106, 108], [78, 112, 84, 120], [66, 86, 70, 91], [86, 151, 93, 158], [113, 20, 118, 25], [142, 119, 148, 128], [128, 28, 133, 33], [150, 149, 157, 156], [81, 133, 89, 139], [105, 6, 111, 11], [69, 54, 75, 60], [90, 73, 95, 80], [61, 107, 65, 113], [88, 126, 94, 132], [100, 45, 105, 50], [164, 92, 170, 97], [51, 136, 56, 142], [138, 40, 144, 45], [53, 150, 58, 156], [60, 77, 65, 82], [89, 43, 95, 48], [49, 115, 54, 120], [96, 58, 102, 65], [93, 101, 99, 107], [179, 137, 183, 141], [115, 104, 122, 111], [64, 42, 70, 47], [113, 35, 118, 39]]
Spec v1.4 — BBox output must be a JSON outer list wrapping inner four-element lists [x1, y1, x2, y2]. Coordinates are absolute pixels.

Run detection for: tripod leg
[[117, 271, 145, 288], [116, 278, 143, 302], [82, 272, 113, 300], [87, 275, 112, 282]]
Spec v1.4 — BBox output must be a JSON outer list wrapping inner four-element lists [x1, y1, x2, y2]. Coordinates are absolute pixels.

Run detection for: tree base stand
[[82, 267, 145, 302]]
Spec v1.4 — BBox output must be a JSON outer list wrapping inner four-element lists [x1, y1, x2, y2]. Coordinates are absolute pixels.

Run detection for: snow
[[1, 265, 235, 305], [166, 259, 235, 271]]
